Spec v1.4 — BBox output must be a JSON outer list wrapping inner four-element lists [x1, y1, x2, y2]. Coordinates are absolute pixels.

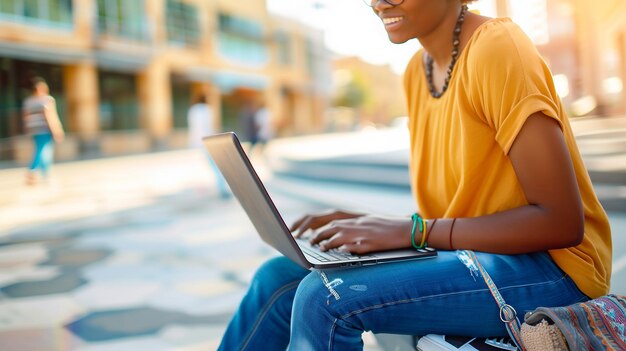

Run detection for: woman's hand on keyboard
[[290, 210, 364, 239], [307, 215, 414, 255]]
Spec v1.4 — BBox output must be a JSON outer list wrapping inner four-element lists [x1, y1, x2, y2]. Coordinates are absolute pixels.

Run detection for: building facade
[[0, 0, 331, 162], [331, 56, 406, 131], [495, 0, 626, 116]]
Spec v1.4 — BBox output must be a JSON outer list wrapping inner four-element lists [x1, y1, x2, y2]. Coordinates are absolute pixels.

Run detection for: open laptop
[[203, 132, 436, 270]]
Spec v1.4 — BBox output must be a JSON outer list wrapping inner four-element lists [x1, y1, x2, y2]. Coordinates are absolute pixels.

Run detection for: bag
[[460, 250, 626, 351], [520, 294, 626, 351]]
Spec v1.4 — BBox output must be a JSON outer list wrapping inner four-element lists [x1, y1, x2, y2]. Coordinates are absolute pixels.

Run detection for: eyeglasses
[[362, 0, 405, 7]]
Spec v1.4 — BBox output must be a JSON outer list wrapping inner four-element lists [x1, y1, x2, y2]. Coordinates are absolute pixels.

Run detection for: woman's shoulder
[[470, 18, 531, 45], [464, 18, 543, 71]]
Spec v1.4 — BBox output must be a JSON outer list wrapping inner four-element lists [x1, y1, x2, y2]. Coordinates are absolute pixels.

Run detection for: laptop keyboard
[[296, 238, 376, 262]]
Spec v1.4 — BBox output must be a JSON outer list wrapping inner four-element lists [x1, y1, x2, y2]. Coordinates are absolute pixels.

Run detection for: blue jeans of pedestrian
[[218, 251, 588, 351], [29, 133, 54, 178]]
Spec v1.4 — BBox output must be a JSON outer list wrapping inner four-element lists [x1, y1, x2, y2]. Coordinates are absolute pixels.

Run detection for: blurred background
[[0, 0, 623, 161], [0, 0, 625, 350]]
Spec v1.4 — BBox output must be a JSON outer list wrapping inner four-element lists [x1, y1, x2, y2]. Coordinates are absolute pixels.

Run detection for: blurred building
[[496, 0, 626, 116], [330, 56, 406, 131], [0, 0, 331, 163], [567, 0, 626, 116]]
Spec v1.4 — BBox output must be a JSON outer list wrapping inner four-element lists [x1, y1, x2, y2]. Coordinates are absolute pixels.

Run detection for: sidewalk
[[0, 150, 313, 350], [0, 147, 402, 350]]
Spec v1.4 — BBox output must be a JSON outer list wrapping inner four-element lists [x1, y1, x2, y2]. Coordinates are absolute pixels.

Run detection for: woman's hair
[[30, 76, 47, 91], [194, 95, 207, 104]]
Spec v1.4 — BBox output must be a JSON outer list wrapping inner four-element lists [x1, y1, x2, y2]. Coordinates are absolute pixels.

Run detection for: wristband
[[411, 213, 427, 249]]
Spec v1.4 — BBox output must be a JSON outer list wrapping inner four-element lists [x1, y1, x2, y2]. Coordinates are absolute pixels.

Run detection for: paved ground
[[0, 148, 393, 351], [0, 122, 625, 351]]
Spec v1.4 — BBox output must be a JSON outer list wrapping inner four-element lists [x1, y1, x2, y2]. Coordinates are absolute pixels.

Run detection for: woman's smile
[[382, 16, 403, 28], [380, 14, 405, 40]]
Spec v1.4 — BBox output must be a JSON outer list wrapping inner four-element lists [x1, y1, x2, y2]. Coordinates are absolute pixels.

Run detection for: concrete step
[[267, 126, 626, 212], [270, 153, 410, 189], [266, 175, 417, 215]]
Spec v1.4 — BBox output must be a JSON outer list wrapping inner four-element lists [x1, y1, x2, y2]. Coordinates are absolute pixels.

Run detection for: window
[[98, 71, 139, 131], [166, 0, 200, 47], [97, 0, 147, 41], [170, 76, 191, 128], [305, 39, 317, 75], [0, 0, 73, 28], [275, 31, 292, 66], [217, 13, 268, 66]]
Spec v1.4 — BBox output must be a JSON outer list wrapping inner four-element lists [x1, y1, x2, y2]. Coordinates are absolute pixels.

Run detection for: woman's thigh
[[295, 250, 587, 337]]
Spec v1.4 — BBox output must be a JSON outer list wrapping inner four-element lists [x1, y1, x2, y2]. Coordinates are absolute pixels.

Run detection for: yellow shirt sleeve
[[467, 22, 563, 154]]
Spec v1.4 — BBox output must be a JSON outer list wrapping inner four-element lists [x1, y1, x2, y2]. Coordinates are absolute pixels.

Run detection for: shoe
[[25, 172, 37, 186]]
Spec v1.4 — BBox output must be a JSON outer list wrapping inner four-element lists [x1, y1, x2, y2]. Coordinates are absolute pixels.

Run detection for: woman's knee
[[249, 256, 307, 296], [293, 271, 336, 313]]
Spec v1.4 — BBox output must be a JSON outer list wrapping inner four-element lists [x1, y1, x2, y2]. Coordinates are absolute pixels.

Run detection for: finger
[[289, 216, 305, 232], [293, 215, 324, 236], [293, 216, 323, 237], [320, 235, 368, 253], [311, 219, 363, 245], [291, 216, 311, 237], [293, 212, 355, 237], [339, 242, 369, 255], [297, 216, 323, 237], [309, 225, 342, 246], [297, 215, 336, 237]]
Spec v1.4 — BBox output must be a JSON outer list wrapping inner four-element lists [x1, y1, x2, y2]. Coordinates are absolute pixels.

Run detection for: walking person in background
[[249, 102, 274, 158], [239, 99, 259, 155], [218, 0, 612, 350], [187, 94, 231, 199], [23, 76, 64, 186]]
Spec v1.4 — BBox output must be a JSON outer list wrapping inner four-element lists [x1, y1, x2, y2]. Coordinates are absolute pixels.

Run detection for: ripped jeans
[[217, 251, 588, 351]]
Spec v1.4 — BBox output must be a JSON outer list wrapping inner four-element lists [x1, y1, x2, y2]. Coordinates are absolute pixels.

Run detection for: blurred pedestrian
[[218, 1, 612, 350], [239, 99, 258, 153], [187, 94, 230, 199], [22, 76, 64, 186], [249, 102, 274, 157]]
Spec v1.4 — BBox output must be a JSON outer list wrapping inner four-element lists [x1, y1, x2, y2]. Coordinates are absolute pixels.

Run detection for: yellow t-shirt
[[403, 18, 611, 298]]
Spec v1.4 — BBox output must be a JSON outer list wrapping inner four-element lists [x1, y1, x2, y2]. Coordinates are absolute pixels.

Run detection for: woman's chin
[[387, 34, 411, 44]]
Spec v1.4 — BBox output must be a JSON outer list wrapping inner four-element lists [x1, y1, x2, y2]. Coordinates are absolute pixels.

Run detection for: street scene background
[[1, 0, 626, 350]]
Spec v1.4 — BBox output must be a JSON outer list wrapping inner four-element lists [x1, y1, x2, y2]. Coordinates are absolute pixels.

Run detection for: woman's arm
[[302, 112, 583, 255], [307, 112, 584, 255], [427, 112, 584, 254], [44, 97, 65, 142]]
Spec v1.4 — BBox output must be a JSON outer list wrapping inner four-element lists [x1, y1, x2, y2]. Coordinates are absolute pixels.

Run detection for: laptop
[[203, 132, 437, 270]]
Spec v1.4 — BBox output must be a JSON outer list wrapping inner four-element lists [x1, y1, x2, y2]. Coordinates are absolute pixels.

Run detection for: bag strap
[[460, 250, 527, 351]]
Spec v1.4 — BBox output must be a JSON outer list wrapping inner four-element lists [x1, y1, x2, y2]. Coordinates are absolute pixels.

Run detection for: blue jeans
[[29, 133, 54, 178], [218, 251, 588, 351]]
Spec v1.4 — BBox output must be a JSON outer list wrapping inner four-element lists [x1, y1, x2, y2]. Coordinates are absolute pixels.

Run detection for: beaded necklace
[[425, 5, 468, 98]]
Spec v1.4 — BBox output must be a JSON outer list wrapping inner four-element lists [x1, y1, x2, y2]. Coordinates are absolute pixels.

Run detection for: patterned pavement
[[0, 150, 334, 351]]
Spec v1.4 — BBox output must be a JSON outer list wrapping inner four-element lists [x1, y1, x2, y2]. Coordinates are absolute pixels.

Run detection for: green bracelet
[[410, 213, 424, 249]]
